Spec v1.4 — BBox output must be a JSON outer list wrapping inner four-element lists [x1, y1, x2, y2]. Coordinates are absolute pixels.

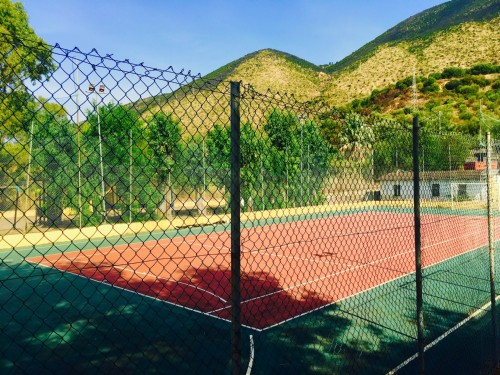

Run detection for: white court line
[[386, 294, 500, 374], [246, 335, 254, 375], [246, 249, 355, 265], [39, 257, 229, 304], [24, 259, 252, 329], [25, 214, 494, 332], [208, 246, 415, 315], [35, 239, 227, 266]]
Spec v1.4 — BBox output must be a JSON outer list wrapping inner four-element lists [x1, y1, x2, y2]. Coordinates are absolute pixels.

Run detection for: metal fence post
[[230, 81, 242, 375], [412, 115, 425, 374], [486, 132, 498, 367]]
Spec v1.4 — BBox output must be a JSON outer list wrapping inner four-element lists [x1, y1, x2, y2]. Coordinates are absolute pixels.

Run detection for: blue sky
[[20, 0, 447, 76]]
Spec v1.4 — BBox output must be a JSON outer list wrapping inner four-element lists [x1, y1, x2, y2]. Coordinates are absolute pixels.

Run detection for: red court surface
[[27, 212, 490, 330]]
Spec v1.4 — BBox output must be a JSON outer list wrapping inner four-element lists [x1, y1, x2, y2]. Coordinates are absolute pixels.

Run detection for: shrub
[[445, 79, 462, 90], [428, 72, 442, 80], [492, 79, 500, 90], [471, 76, 490, 87], [395, 76, 413, 90], [457, 84, 479, 95], [459, 112, 472, 121], [442, 67, 465, 78], [468, 63, 499, 75], [421, 83, 440, 93]]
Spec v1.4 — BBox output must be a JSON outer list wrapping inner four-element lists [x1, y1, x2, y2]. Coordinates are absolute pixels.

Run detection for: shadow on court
[[0, 259, 498, 374]]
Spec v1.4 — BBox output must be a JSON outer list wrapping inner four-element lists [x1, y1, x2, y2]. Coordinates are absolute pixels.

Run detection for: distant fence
[[0, 32, 498, 374]]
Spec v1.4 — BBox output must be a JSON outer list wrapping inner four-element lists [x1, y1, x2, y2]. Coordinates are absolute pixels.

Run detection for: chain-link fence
[[1, 32, 499, 374]]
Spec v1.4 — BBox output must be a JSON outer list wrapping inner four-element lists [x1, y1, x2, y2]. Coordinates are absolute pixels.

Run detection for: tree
[[264, 110, 299, 207], [0, 0, 53, 135], [147, 112, 182, 216], [206, 122, 268, 212], [263, 110, 333, 208], [297, 120, 332, 205], [206, 123, 231, 195], [83, 103, 158, 223], [0, 0, 54, 197], [338, 113, 374, 160], [31, 101, 77, 226], [177, 135, 210, 215]]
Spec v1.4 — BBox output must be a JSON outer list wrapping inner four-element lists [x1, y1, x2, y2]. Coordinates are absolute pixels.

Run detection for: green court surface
[[1, 207, 499, 374]]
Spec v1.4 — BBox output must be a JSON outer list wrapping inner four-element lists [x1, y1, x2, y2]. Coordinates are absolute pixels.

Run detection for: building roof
[[379, 169, 491, 182]]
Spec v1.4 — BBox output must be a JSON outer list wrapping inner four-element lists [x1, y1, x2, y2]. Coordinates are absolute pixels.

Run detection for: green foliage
[[338, 113, 374, 159], [442, 67, 466, 79], [263, 110, 298, 151], [80, 104, 162, 223], [373, 129, 412, 178], [468, 63, 500, 75], [31, 102, 77, 225], [395, 76, 413, 90], [147, 112, 182, 182], [0, 0, 54, 135], [373, 127, 473, 178], [420, 131, 474, 171], [445, 79, 461, 91], [0, 0, 54, 189], [457, 84, 479, 96], [428, 72, 442, 80], [206, 110, 333, 211], [421, 77, 440, 93]]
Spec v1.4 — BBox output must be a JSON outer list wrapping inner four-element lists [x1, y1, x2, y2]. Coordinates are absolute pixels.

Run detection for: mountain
[[137, 49, 329, 134], [142, 0, 500, 130], [344, 64, 500, 135], [323, 0, 500, 74], [202, 49, 326, 102], [321, 0, 500, 104]]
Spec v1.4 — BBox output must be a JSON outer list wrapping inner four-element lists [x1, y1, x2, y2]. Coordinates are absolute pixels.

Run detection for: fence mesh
[[0, 32, 498, 374]]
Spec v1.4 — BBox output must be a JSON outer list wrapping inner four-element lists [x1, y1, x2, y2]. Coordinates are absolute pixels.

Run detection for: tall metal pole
[[230, 81, 242, 375], [202, 137, 207, 212], [307, 142, 310, 204], [300, 117, 303, 206], [202, 138, 207, 194], [129, 128, 133, 223], [486, 132, 498, 365], [260, 154, 264, 211], [25, 120, 34, 209], [286, 146, 289, 208], [97, 107, 106, 222], [412, 115, 425, 374], [74, 62, 82, 228]]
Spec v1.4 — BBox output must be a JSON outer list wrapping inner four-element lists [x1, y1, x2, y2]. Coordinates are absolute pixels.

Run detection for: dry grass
[[140, 17, 500, 131], [323, 16, 500, 105]]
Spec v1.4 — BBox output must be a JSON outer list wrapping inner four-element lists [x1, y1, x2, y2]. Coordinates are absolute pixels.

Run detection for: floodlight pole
[[97, 107, 106, 222], [203, 137, 207, 200], [25, 120, 34, 210], [68, 59, 83, 228], [75, 63, 82, 229], [299, 115, 304, 206], [129, 128, 133, 223], [89, 83, 107, 223]]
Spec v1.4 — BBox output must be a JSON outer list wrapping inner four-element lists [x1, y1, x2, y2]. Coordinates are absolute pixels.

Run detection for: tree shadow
[[2, 256, 498, 374]]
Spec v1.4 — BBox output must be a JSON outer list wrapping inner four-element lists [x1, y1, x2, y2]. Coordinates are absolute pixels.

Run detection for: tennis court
[[26, 210, 492, 331]]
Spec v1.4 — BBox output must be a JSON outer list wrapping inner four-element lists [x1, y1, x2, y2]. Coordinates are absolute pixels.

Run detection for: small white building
[[379, 169, 499, 203]]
